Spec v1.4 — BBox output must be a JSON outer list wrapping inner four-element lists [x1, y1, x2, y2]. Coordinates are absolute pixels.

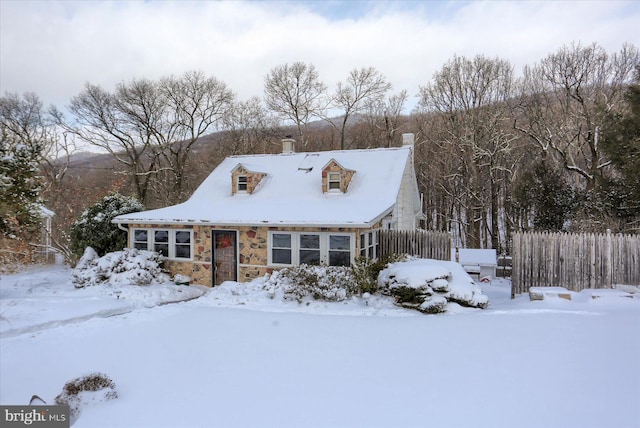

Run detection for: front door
[[212, 230, 237, 285]]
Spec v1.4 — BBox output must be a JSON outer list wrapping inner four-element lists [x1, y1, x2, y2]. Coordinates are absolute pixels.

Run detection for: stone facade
[[126, 223, 379, 287], [236, 226, 270, 281], [321, 159, 356, 193]]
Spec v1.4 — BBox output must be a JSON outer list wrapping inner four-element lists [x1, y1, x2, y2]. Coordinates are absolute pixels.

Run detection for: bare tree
[[418, 55, 517, 249], [514, 42, 639, 192], [0, 92, 73, 210], [264, 62, 327, 146], [362, 90, 409, 148], [157, 71, 235, 203], [68, 71, 234, 205], [221, 97, 282, 155], [330, 66, 392, 150], [0, 92, 80, 263], [68, 80, 159, 204]]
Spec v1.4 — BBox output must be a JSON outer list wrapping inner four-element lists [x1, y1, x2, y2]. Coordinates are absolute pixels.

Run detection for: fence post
[[604, 229, 612, 288], [511, 232, 519, 298]]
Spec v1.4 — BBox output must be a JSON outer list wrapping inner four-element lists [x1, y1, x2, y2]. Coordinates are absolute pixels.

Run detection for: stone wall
[[236, 226, 270, 282]]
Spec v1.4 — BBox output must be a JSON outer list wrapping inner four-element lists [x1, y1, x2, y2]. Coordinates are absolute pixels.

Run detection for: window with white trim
[[271, 233, 292, 264], [328, 172, 341, 191], [329, 235, 351, 266], [154, 230, 169, 256], [237, 175, 248, 192], [359, 231, 378, 259], [299, 234, 321, 265], [370, 231, 379, 259], [174, 230, 191, 259], [132, 228, 193, 260], [133, 229, 148, 250], [269, 232, 354, 266]]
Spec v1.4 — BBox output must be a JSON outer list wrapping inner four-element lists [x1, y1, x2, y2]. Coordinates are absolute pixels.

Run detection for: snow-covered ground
[[1, 264, 639, 428]]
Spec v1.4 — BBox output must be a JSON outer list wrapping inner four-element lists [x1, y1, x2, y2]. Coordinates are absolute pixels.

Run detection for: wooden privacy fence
[[377, 229, 452, 261], [512, 231, 640, 296]]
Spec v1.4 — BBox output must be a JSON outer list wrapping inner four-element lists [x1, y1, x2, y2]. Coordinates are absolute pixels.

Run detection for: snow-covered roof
[[114, 147, 412, 228], [32, 205, 54, 218]]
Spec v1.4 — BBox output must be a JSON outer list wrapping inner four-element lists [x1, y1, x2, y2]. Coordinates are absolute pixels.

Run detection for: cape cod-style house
[[113, 134, 423, 287]]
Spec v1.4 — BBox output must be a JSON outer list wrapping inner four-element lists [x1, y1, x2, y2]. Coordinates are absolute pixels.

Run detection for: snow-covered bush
[[265, 264, 356, 302], [71, 247, 169, 288], [174, 274, 190, 285], [378, 258, 489, 313], [70, 193, 144, 261], [71, 247, 101, 287], [385, 284, 449, 314], [55, 372, 117, 421]]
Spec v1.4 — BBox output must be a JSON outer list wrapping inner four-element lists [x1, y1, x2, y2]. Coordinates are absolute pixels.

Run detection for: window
[[132, 228, 192, 260], [133, 229, 148, 250], [359, 231, 378, 259], [329, 235, 351, 266], [237, 175, 248, 192], [174, 231, 191, 259], [299, 234, 320, 265], [154, 230, 169, 257], [272, 233, 292, 264], [269, 232, 353, 266], [328, 172, 341, 191], [370, 232, 379, 259]]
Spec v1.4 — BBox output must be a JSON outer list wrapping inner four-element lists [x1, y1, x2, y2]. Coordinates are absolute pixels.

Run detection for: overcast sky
[[1, 0, 638, 114]]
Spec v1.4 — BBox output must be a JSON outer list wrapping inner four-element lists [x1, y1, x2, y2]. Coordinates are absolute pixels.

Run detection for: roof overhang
[[111, 206, 395, 230]]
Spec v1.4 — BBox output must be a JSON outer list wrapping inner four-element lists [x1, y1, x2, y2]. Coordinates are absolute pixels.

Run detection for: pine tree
[[513, 161, 575, 232], [599, 66, 640, 230], [70, 193, 144, 259], [0, 93, 45, 237]]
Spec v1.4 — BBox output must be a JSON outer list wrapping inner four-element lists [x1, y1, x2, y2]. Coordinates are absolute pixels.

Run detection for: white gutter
[[111, 212, 395, 230]]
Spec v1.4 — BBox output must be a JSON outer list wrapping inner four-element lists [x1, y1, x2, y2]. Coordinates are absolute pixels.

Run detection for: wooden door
[[212, 230, 237, 285]]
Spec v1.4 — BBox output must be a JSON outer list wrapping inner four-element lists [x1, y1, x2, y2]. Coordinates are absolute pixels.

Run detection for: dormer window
[[237, 175, 248, 193], [231, 163, 266, 195], [328, 172, 341, 191], [322, 159, 355, 194]]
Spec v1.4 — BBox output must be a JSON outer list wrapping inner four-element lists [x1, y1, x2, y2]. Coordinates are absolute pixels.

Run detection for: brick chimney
[[282, 136, 295, 154]]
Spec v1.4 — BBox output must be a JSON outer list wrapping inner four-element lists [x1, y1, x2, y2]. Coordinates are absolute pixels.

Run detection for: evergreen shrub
[[351, 253, 406, 295], [70, 193, 144, 261]]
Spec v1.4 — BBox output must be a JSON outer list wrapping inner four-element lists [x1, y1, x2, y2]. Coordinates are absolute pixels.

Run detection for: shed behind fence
[[377, 229, 451, 261], [512, 231, 640, 296]]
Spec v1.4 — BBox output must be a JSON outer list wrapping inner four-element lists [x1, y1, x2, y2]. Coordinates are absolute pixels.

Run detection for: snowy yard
[[1, 264, 639, 428]]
